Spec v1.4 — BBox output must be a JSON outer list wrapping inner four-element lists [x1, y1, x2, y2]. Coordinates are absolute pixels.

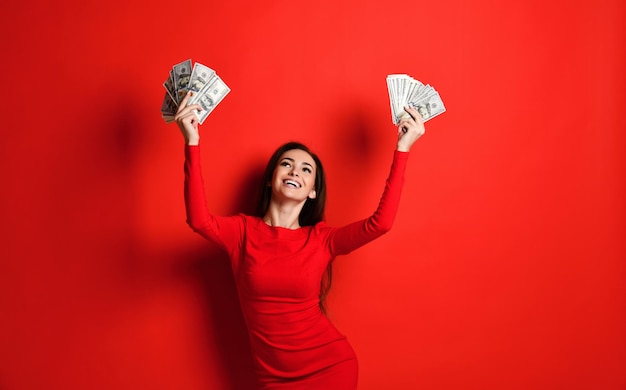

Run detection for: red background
[[1, 0, 624, 389]]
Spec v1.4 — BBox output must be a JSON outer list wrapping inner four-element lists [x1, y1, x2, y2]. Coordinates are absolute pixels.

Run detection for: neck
[[264, 201, 305, 229]]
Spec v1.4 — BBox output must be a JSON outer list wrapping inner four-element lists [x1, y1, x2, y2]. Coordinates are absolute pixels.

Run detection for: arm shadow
[[99, 91, 262, 389], [171, 168, 263, 390], [172, 245, 257, 390]]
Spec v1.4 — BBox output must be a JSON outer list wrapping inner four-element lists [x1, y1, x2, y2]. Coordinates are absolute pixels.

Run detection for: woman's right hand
[[174, 92, 203, 145], [396, 106, 425, 152]]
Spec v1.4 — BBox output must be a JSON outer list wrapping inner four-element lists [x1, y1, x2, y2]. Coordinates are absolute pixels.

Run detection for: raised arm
[[329, 106, 425, 256], [175, 92, 242, 249]]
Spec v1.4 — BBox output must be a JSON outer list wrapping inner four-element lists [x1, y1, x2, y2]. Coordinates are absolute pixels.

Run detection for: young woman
[[175, 92, 425, 389]]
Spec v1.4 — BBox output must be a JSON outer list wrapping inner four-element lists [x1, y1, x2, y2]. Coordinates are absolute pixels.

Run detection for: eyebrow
[[282, 157, 314, 169]]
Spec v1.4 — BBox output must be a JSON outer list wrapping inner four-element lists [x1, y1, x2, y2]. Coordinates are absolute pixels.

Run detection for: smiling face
[[255, 142, 327, 227], [270, 149, 317, 203]]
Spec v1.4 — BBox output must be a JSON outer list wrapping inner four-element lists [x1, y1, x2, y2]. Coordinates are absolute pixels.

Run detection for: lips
[[283, 179, 302, 188]]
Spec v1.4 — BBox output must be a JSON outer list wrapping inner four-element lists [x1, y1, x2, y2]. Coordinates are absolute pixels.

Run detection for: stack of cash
[[161, 59, 230, 124], [386, 74, 445, 124]]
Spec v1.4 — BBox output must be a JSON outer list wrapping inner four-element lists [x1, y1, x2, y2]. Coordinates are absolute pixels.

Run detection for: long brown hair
[[255, 142, 332, 314]]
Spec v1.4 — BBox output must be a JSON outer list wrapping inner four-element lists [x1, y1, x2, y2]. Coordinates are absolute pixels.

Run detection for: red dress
[[184, 146, 408, 389]]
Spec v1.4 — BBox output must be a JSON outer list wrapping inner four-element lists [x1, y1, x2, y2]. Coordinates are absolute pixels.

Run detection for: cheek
[[271, 167, 283, 180]]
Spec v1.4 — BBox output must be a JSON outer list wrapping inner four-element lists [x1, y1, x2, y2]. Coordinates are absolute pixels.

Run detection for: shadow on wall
[[321, 102, 387, 216], [101, 91, 261, 389], [330, 103, 384, 163], [171, 167, 264, 390], [173, 246, 258, 390]]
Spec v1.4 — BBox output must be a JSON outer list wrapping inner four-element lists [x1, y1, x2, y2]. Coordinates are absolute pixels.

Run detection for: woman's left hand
[[396, 106, 426, 152]]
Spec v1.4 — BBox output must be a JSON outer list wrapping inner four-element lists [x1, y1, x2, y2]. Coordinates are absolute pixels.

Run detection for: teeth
[[284, 180, 300, 188]]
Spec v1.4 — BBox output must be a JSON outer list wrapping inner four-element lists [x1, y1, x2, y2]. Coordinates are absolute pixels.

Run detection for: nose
[[288, 169, 299, 177]]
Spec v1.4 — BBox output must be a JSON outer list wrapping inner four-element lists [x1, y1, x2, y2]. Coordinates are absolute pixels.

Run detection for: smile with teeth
[[283, 179, 302, 188]]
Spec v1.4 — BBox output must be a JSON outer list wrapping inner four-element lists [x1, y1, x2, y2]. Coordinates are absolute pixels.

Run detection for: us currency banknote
[[172, 59, 192, 104], [160, 90, 177, 123], [188, 77, 231, 124], [386, 74, 445, 124], [163, 71, 176, 102], [161, 59, 230, 124], [188, 63, 216, 95]]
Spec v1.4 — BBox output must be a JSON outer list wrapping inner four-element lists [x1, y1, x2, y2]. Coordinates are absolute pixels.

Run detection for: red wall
[[1, 1, 624, 389]]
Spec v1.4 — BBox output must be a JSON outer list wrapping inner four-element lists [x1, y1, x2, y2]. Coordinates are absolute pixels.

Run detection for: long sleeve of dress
[[184, 145, 244, 251], [328, 150, 409, 256]]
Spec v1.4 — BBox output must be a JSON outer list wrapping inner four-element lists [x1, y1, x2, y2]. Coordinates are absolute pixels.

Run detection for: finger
[[178, 91, 192, 108], [176, 110, 196, 121], [175, 104, 202, 119], [398, 120, 423, 137], [398, 118, 414, 129], [398, 119, 413, 133], [185, 104, 203, 113], [175, 92, 201, 113], [409, 108, 427, 126], [404, 106, 416, 121], [405, 106, 425, 123]]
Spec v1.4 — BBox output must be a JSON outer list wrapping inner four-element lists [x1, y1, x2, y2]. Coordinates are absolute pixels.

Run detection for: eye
[[280, 161, 291, 168], [302, 167, 312, 174]]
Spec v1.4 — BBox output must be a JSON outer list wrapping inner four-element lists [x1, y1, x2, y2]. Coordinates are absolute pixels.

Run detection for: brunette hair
[[255, 142, 327, 226], [255, 141, 332, 314]]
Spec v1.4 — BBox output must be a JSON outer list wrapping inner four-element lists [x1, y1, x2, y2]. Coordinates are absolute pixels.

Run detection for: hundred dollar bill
[[188, 76, 231, 124], [387, 74, 445, 124], [163, 71, 177, 104], [172, 59, 192, 103], [407, 91, 446, 122], [386, 76, 399, 124], [160, 91, 177, 123], [161, 59, 231, 124], [188, 63, 216, 95], [387, 74, 416, 124]]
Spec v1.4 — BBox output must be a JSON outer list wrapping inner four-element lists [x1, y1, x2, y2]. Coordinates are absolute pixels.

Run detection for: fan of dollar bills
[[161, 59, 230, 124], [386, 74, 445, 124]]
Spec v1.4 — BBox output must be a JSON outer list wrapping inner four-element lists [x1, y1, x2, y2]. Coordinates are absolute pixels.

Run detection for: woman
[[175, 91, 425, 389]]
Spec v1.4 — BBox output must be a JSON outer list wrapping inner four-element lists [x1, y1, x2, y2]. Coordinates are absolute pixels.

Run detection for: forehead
[[278, 149, 316, 168]]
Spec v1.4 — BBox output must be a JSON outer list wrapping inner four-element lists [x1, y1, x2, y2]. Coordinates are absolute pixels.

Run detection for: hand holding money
[[161, 59, 231, 125], [175, 92, 203, 145], [396, 106, 426, 152], [386, 74, 445, 125]]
